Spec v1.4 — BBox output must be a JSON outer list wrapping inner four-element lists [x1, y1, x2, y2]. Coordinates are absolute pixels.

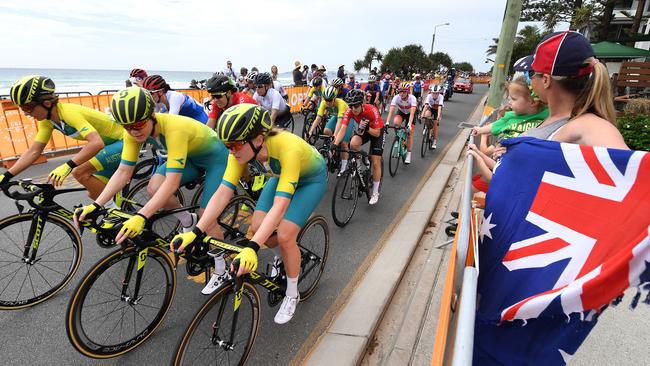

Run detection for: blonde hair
[[555, 59, 616, 125], [508, 75, 545, 111]]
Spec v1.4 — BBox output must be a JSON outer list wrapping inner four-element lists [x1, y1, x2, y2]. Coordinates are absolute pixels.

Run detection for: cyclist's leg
[[149, 160, 199, 226], [339, 119, 358, 171], [74, 140, 123, 199], [193, 149, 228, 239], [369, 133, 385, 184], [433, 108, 440, 140], [323, 115, 337, 136]]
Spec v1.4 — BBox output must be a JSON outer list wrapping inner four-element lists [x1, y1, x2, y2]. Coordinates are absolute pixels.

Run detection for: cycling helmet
[[331, 77, 344, 87], [246, 71, 258, 82], [216, 104, 272, 142], [368, 75, 377, 82], [345, 89, 365, 107], [385, 75, 391, 80], [254, 72, 272, 86], [206, 75, 236, 94], [110, 87, 155, 125], [398, 82, 411, 91], [142, 75, 168, 91], [213, 71, 226, 76], [430, 84, 442, 93], [129, 68, 148, 79], [10, 75, 56, 106], [323, 86, 338, 101], [312, 77, 323, 87]]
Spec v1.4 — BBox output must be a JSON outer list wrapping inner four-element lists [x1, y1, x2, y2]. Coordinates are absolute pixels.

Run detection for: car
[[453, 77, 473, 93]]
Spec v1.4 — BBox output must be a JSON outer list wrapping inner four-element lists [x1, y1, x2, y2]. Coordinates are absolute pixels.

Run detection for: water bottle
[[213, 255, 226, 276], [356, 119, 368, 135]]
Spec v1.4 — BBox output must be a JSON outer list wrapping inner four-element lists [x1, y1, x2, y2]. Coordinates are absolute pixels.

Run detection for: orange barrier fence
[[470, 76, 491, 84], [0, 85, 312, 165]]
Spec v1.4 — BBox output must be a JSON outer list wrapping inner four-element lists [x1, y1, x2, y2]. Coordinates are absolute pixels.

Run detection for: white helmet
[[430, 84, 442, 93]]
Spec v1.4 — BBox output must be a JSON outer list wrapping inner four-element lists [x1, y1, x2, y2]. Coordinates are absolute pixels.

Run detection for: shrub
[[618, 113, 650, 151]]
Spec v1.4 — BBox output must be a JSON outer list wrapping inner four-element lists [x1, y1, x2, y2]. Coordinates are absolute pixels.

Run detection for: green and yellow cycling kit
[[34, 102, 124, 145]]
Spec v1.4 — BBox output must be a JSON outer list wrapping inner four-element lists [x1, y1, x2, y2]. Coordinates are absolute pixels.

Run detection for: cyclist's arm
[[167, 92, 185, 115], [138, 172, 182, 218], [6, 141, 46, 176], [207, 117, 217, 129], [385, 105, 396, 125], [196, 184, 236, 232], [207, 101, 218, 129], [408, 105, 416, 125], [334, 111, 352, 145], [270, 108, 278, 124], [367, 107, 384, 137], [309, 115, 322, 135], [95, 163, 135, 205], [436, 105, 443, 120], [69, 131, 105, 166], [333, 117, 344, 138], [252, 195, 290, 245]]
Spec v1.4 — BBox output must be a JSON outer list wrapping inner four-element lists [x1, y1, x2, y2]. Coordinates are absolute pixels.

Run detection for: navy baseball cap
[[513, 55, 534, 72], [531, 31, 595, 77]]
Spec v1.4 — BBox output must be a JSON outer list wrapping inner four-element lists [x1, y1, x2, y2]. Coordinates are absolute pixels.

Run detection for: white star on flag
[[480, 212, 496, 242]]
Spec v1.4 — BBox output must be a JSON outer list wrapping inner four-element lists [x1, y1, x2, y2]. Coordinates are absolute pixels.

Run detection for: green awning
[[591, 41, 650, 59]]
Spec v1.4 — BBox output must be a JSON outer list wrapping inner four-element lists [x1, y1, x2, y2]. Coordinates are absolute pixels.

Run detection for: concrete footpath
[[302, 97, 481, 365]]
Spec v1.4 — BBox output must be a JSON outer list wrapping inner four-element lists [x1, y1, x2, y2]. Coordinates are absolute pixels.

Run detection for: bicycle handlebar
[[0, 181, 67, 211]]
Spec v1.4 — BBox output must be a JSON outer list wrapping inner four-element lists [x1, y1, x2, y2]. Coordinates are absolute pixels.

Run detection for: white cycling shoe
[[369, 192, 380, 205], [405, 151, 412, 164], [274, 295, 300, 324]]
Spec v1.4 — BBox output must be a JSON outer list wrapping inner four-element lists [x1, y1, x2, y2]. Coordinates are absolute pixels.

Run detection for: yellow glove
[[74, 202, 102, 222], [170, 228, 203, 253], [48, 160, 76, 186], [0, 171, 14, 185], [118, 213, 147, 239], [234, 247, 258, 274]]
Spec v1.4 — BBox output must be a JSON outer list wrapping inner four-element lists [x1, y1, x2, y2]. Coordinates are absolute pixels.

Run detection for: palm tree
[[362, 47, 384, 71], [486, 38, 499, 56]]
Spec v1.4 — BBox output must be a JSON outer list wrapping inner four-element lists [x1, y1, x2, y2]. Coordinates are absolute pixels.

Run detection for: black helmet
[[345, 89, 365, 107], [254, 72, 272, 86], [206, 75, 236, 94], [312, 77, 323, 87]]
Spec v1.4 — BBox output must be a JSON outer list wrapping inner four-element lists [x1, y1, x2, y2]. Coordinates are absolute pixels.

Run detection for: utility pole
[[485, 0, 523, 115]]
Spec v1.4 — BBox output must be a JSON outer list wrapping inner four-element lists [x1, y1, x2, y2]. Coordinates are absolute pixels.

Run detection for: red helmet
[[142, 75, 168, 91], [129, 68, 148, 79]]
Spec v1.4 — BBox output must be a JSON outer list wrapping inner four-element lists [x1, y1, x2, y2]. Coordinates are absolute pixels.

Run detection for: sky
[[0, 0, 554, 74]]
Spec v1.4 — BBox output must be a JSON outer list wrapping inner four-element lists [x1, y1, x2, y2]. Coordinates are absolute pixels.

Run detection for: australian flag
[[474, 137, 650, 365]]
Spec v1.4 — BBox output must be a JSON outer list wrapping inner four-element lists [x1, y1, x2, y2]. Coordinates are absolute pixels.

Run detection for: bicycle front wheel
[[297, 216, 329, 301], [172, 282, 260, 366], [0, 213, 82, 310], [66, 245, 176, 358], [123, 178, 184, 239], [219, 195, 256, 239], [388, 136, 401, 177], [331, 171, 359, 227]]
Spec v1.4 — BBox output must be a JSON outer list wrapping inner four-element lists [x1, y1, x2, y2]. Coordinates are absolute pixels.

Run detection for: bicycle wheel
[[297, 216, 329, 301], [172, 281, 260, 366], [122, 157, 157, 196], [364, 157, 384, 202], [123, 178, 184, 239], [421, 124, 429, 158], [219, 195, 256, 239], [331, 171, 359, 227], [301, 113, 313, 141], [66, 245, 176, 358], [388, 136, 401, 177], [0, 213, 82, 310]]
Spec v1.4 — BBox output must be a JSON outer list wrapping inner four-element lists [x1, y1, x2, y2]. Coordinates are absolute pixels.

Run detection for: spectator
[[240, 67, 248, 79], [318, 65, 328, 84], [271, 65, 279, 81], [337, 64, 345, 79], [308, 64, 317, 84], [224, 61, 237, 79], [347, 73, 360, 90], [251, 67, 259, 73], [293, 61, 304, 85], [302, 65, 309, 84]]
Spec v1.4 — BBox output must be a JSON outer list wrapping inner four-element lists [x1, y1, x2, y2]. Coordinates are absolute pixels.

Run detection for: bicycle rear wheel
[[388, 136, 401, 177], [66, 245, 176, 358], [172, 282, 260, 366], [0, 213, 82, 310], [421, 124, 429, 158], [297, 216, 329, 300], [219, 195, 256, 239], [122, 178, 184, 239], [331, 171, 359, 227]]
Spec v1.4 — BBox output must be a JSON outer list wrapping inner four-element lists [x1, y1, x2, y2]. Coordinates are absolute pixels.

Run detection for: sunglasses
[[224, 140, 248, 152], [211, 93, 227, 99], [255, 85, 266, 89], [124, 119, 149, 131]]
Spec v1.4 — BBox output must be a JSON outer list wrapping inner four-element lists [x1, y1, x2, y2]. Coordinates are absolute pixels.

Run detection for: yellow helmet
[[110, 87, 155, 125], [399, 82, 411, 91], [10, 75, 56, 105], [216, 104, 272, 142]]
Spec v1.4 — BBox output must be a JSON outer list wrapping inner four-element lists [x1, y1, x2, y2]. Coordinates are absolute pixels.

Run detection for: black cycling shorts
[[355, 129, 386, 156], [413, 91, 421, 99], [425, 105, 440, 120], [275, 107, 293, 128]]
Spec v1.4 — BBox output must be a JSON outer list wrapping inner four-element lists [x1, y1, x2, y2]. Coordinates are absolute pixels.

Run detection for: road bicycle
[[315, 134, 341, 181], [331, 149, 383, 227], [420, 115, 437, 158], [65, 195, 256, 358], [171, 213, 329, 366], [300, 105, 320, 145], [387, 125, 410, 177]]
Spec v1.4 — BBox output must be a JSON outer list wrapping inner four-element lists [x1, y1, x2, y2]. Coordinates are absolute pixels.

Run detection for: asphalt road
[[0, 85, 486, 366]]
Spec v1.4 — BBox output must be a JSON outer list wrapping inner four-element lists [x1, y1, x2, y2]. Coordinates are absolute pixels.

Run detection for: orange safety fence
[[0, 85, 312, 165]]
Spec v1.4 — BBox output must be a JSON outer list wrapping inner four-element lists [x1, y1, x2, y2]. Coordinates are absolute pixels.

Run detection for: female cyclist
[[141, 75, 208, 123], [171, 103, 327, 324]]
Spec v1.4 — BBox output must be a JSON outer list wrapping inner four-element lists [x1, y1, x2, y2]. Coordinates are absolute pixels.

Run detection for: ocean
[[0, 68, 369, 96]]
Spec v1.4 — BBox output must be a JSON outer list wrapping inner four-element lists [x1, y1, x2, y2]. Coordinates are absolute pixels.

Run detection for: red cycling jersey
[[208, 92, 258, 119], [341, 104, 384, 129]]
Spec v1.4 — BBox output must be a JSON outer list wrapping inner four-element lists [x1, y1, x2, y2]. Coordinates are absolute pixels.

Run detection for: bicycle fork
[[120, 247, 148, 305], [211, 276, 245, 350], [22, 212, 47, 265]]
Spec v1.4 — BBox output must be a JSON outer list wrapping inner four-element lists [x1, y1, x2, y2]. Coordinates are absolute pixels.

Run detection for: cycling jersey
[[307, 85, 326, 98], [221, 131, 325, 198], [364, 84, 381, 103], [121, 113, 225, 172], [338, 87, 350, 99], [412, 80, 423, 93], [341, 104, 384, 130], [425, 93, 444, 107], [317, 98, 348, 118], [208, 92, 257, 120], [254, 88, 289, 114], [390, 94, 418, 114], [34, 102, 124, 145], [156, 91, 208, 123], [346, 81, 360, 90], [273, 80, 288, 97]]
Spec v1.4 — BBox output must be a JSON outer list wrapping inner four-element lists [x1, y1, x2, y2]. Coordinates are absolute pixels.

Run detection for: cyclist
[[364, 75, 382, 109], [381, 74, 391, 105], [386, 82, 417, 164], [330, 77, 348, 99], [332, 89, 385, 205], [205, 75, 257, 130], [243, 71, 258, 97], [421, 84, 444, 149], [126, 68, 148, 87], [74, 87, 229, 244], [302, 77, 325, 110], [1, 76, 124, 204], [346, 73, 360, 90], [253, 72, 293, 129], [412, 74, 423, 102], [142, 75, 208, 123], [170, 104, 327, 324]]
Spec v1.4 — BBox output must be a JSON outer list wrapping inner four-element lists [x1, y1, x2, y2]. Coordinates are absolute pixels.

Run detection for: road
[[0, 85, 486, 366]]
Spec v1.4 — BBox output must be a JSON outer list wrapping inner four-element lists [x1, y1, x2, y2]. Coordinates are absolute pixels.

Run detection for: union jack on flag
[[473, 137, 650, 365]]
